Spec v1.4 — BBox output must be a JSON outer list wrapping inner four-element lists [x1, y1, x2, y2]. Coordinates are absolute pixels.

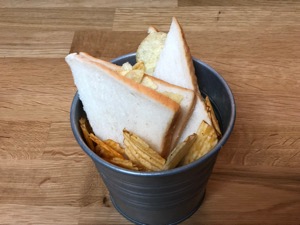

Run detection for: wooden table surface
[[1, 1, 299, 224]]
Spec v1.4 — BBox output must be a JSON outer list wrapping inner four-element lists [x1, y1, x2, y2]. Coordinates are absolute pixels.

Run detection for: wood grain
[[1, 2, 300, 225], [0, 0, 177, 8], [0, 8, 115, 31], [113, 6, 300, 31], [179, 0, 300, 6], [0, 28, 74, 58], [0, 58, 75, 121], [0, 8, 114, 57]]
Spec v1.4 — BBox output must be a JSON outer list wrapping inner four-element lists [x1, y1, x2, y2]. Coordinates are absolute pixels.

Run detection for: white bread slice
[[152, 17, 212, 143], [178, 94, 211, 143], [78, 53, 197, 149], [153, 17, 198, 90], [66, 53, 180, 157]]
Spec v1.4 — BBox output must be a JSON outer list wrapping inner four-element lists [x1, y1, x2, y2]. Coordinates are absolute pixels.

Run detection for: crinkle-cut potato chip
[[123, 130, 166, 165], [95, 145, 116, 160], [132, 61, 145, 71], [205, 96, 222, 138], [118, 70, 128, 76], [117, 62, 132, 76], [104, 139, 125, 155], [123, 130, 165, 171], [181, 121, 218, 165], [161, 91, 184, 104], [79, 117, 95, 151], [123, 136, 164, 171], [124, 140, 159, 171], [89, 133, 124, 159], [141, 76, 158, 90], [136, 31, 167, 75], [124, 142, 143, 166], [125, 69, 144, 83], [118, 61, 145, 83], [163, 134, 197, 170], [108, 157, 140, 171], [121, 62, 133, 71], [123, 142, 149, 171], [148, 26, 158, 34]]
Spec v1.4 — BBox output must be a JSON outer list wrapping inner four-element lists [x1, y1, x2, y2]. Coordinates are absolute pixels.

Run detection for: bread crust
[[79, 52, 121, 71]]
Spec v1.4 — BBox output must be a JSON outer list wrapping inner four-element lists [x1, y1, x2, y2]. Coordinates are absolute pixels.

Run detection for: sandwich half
[[66, 53, 180, 157], [78, 52, 196, 149]]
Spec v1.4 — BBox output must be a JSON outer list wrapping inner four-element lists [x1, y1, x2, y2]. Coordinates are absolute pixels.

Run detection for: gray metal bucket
[[70, 53, 236, 225]]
